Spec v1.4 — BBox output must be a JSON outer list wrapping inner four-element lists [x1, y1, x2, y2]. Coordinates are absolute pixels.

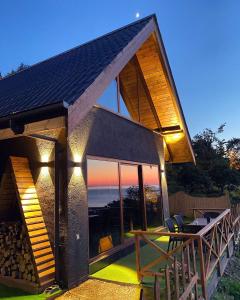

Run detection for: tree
[[166, 124, 240, 202], [6, 63, 29, 77], [0, 63, 29, 79]]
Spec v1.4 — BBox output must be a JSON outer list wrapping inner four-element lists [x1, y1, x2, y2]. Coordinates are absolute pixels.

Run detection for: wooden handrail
[[131, 207, 240, 300], [197, 209, 231, 236], [130, 230, 199, 239]]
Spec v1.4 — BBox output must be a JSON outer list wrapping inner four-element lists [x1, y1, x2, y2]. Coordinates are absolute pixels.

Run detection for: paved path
[[57, 278, 141, 300]]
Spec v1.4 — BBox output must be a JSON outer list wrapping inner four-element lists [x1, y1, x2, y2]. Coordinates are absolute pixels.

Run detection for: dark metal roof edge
[[0, 101, 67, 130]]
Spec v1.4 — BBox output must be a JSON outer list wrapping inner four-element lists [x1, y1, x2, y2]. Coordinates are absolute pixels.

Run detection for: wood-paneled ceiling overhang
[[119, 22, 195, 164]]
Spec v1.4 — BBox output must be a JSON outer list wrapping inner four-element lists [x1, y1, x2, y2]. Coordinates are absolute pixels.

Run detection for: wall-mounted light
[[74, 166, 82, 176]]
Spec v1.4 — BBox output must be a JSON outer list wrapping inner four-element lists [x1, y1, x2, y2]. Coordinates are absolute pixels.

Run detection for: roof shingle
[[0, 16, 153, 119]]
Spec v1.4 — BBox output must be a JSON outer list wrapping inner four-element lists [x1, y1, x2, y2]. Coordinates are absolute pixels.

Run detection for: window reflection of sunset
[[88, 160, 160, 187], [88, 160, 118, 187], [143, 165, 159, 186], [120, 165, 138, 186]]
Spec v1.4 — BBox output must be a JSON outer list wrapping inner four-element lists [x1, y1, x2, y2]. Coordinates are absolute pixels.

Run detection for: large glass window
[[88, 159, 121, 258], [97, 80, 118, 112], [120, 164, 141, 237], [143, 165, 162, 230], [97, 78, 132, 119], [87, 158, 162, 258]]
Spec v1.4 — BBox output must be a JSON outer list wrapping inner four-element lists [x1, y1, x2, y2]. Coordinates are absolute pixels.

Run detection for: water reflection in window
[[87, 159, 121, 258], [143, 165, 162, 230], [120, 164, 141, 238]]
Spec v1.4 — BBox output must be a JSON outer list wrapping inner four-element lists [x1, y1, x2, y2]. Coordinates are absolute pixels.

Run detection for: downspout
[[29, 133, 61, 285]]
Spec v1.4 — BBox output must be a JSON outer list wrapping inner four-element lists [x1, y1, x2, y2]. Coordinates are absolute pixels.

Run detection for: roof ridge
[[0, 14, 155, 83]]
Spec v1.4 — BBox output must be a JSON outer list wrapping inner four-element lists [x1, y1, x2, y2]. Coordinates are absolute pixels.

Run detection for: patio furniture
[[173, 214, 184, 232], [165, 217, 183, 252], [203, 211, 220, 223]]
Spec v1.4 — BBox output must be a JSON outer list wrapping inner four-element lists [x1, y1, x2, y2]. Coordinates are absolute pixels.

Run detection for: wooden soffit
[[119, 32, 195, 164]]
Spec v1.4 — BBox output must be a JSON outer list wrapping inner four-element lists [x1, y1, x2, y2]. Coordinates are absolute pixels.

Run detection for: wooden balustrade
[[132, 207, 240, 300]]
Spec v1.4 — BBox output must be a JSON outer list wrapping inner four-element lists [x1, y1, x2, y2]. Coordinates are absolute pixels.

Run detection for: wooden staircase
[[10, 156, 55, 288]]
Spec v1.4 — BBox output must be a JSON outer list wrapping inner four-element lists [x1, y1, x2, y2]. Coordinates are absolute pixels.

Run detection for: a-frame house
[[0, 15, 194, 289]]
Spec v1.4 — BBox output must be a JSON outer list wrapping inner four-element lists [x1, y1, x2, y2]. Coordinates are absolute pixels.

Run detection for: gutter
[[0, 102, 69, 130]]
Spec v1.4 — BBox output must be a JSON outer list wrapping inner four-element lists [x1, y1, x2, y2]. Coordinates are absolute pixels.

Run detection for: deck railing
[[132, 207, 240, 300]]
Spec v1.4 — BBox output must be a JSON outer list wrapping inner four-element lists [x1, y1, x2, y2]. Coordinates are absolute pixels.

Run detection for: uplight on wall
[[74, 165, 82, 177]]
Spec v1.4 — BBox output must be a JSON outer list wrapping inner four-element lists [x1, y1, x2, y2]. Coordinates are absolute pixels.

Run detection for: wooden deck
[[131, 206, 240, 300]]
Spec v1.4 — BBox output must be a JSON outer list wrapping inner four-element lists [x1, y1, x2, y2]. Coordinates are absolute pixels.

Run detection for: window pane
[[88, 159, 121, 258], [143, 165, 162, 230], [97, 80, 118, 112], [121, 165, 141, 238], [120, 92, 131, 118]]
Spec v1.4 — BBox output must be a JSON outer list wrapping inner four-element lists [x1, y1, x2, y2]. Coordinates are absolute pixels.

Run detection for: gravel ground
[[57, 279, 141, 300]]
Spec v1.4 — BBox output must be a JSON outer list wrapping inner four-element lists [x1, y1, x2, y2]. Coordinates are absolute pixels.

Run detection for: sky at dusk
[[1, 1, 240, 139]]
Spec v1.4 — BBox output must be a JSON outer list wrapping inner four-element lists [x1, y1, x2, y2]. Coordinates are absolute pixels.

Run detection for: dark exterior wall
[[66, 106, 167, 288], [85, 107, 161, 164], [0, 128, 65, 247]]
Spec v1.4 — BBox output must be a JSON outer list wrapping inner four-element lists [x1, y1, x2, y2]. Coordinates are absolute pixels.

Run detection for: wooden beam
[[133, 55, 162, 130]]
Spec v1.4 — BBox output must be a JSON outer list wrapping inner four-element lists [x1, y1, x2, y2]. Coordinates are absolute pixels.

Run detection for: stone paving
[[57, 278, 141, 300]]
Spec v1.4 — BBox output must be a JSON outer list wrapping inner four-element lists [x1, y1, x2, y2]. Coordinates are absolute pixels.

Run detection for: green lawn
[[91, 235, 170, 286], [0, 284, 46, 300], [0, 283, 62, 300]]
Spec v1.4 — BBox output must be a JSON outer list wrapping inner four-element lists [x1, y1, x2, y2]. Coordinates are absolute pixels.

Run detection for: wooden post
[[174, 257, 180, 299], [135, 234, 142, 282], [154, 274, 161, 300], [191, 240, 198, 299], [165, 265, 171, 300], [138, 165, 147, 230], [198, 237, 207, 299]]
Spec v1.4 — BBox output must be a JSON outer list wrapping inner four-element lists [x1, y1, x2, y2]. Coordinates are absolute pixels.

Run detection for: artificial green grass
[[0, 284, 46, 300], [0, 283, 62, 300], [91, 236, 170, 286]]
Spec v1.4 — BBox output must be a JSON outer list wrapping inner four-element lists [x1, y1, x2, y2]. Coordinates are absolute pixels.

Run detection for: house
[[0, 15, 195, 291]]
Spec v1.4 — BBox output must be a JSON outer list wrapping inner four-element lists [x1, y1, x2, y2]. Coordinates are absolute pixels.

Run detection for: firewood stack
[[0, 222, 37, 283]]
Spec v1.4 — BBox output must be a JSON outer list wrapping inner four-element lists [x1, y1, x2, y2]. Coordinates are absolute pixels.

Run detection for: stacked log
[[0, 222, 37, 283]]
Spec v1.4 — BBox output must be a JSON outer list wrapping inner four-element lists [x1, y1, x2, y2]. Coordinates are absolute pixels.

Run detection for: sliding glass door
[[87, 158, 162, 259]]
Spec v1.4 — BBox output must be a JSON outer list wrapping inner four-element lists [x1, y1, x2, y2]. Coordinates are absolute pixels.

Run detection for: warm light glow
[[73, 153, 82, 163], [41, 166, 49, 176], [74, 167, 82, 177], [41, 154, 49, 163], [165, 132, 184, 144]]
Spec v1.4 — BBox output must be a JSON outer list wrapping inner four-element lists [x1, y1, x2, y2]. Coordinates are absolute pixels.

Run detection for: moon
[[135, 12, 140, 19]]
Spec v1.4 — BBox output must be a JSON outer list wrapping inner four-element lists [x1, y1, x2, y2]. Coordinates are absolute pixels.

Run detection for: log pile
[[0, 222, 37, 283]]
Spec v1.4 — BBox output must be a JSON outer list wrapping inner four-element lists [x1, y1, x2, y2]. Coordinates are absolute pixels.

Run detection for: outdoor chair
[[203, 211, 220, 223], [165, 217, 183, 252], [173, 214, 184, 232]]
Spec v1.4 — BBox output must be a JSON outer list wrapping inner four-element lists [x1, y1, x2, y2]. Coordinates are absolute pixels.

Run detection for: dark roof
[[0, 15, 154, 119]]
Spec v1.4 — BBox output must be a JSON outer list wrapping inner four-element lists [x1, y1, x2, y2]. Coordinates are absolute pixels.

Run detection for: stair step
[[27, 223, 46, 231], [33, 247, 53, 258], [30, 234, 49, 245], [36, 253, 54, 265], [29, 228, 48, 238], [24, 211, 42, 218], [25, 216, 44, 225], [21, 199, 39, 206], [32, 241, 51, 251]]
